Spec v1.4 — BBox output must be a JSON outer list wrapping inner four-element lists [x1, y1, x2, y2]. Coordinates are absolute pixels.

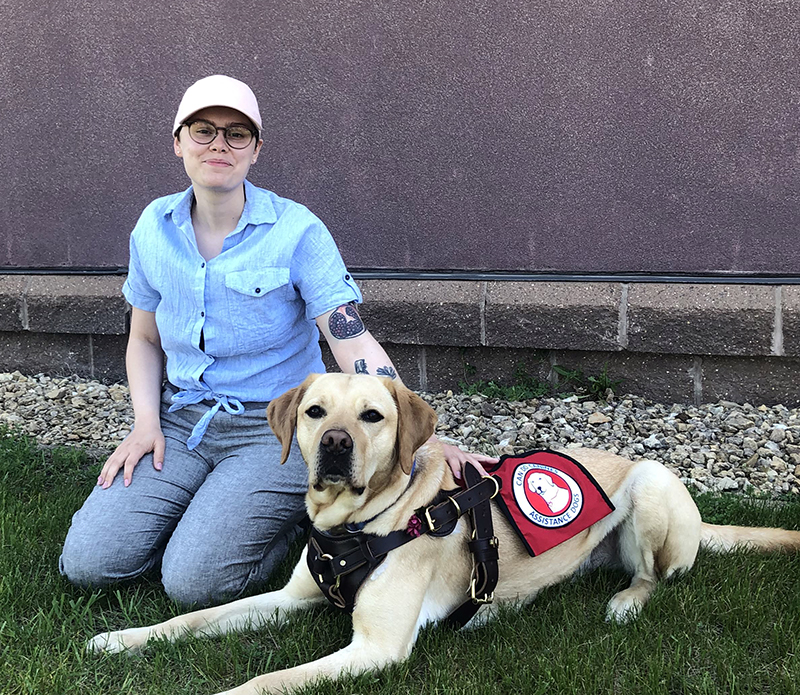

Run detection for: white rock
[[642, 434, 663, 449]]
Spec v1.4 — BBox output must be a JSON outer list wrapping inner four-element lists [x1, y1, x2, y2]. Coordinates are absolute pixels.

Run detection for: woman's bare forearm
[[126, 307, 165, 427], [315, 304, 398, 379], [126, 333, 165, 427]]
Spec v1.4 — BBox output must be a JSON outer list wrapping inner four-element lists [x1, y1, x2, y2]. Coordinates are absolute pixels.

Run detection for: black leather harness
[[306, 464, 501, 629]]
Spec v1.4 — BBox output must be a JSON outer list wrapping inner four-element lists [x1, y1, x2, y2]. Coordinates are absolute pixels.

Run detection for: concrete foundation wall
[[1, 276, 798, 406]]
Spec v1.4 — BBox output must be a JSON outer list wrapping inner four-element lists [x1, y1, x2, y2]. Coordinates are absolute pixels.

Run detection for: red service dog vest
[[491, 450, 615, 556]]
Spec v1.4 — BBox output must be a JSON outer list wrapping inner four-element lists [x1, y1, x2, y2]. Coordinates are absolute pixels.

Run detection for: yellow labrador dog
[[89, 373, 800, 694]]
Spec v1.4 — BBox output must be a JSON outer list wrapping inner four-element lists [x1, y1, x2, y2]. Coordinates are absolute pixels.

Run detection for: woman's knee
[[160, 544, 246, 607], [59, 529, 158, 588], [160, 536, 293, 607], [59, 497, 165, 588]]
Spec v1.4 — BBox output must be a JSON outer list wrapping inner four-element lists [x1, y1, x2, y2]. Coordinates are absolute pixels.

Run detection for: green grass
[[459, 362, 623, 402], [2, 427, 800, 694]]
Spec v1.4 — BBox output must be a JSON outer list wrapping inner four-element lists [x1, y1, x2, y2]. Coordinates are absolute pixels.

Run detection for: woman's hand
[[97, 423, 165, 489], [435, 437, 500, 480]]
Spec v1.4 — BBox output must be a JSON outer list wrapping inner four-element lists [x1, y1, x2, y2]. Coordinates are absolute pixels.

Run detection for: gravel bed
[[2, 371, 799, 497]]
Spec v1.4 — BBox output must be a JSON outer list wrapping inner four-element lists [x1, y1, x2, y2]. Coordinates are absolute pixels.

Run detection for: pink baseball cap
[[172, 75, 262, 136]]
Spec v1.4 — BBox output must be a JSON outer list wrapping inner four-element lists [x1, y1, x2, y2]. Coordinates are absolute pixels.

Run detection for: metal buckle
[[425, 495, 463, 533], [484, 475, 500, 499], [317, 553, 333, 585], [424, 506, 437, 532], [470, 577, 494, 605], [447, 495, 462, 517]]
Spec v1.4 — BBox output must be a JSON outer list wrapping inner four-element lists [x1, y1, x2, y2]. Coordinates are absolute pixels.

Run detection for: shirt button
[[201, 262, 205, 268], [345, 274, 351, 280], [255, 287, 261, 294], [201, 312, 205, 317]]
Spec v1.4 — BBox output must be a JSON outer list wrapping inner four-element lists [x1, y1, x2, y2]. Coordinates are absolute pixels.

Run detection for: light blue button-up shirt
[[122, 179, 362, 448]]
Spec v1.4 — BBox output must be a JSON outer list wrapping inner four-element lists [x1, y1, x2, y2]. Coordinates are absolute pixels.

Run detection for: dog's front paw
[[605, 593, 643, 623], [87, 627, 148, 654]]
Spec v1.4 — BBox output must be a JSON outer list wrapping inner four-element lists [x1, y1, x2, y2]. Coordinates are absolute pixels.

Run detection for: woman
[[60, 75, 495, 606]]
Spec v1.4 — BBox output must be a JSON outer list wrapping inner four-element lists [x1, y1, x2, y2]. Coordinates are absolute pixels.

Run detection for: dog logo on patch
[[513, 464, 583, 527]]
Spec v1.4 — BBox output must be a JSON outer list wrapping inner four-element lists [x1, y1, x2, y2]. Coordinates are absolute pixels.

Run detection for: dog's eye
[[360, 409, 384, 423], [305, 405, 326, 419]]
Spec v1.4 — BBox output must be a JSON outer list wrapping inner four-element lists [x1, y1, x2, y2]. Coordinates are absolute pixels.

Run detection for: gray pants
[[59, 390, 308, 606]]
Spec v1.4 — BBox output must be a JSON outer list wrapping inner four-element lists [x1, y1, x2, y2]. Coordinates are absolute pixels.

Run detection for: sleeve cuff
[[304, 272, 363, 320], [122, 279, 160, 313]]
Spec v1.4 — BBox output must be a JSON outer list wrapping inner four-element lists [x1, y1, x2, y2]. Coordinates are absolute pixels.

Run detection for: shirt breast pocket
[[224, 268, 294, 353]]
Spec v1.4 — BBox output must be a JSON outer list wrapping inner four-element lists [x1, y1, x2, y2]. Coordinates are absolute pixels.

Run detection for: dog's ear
[[267, 374, 319, 464], [386, 379, 438, 475]]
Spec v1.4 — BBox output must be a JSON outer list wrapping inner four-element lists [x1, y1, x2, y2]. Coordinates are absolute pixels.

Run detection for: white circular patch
[[511, 463, 584, 528]]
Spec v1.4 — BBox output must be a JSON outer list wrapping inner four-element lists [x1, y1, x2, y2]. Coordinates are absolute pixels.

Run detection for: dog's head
[[267, 373, 437, 527], [528, 472, 553, 496]]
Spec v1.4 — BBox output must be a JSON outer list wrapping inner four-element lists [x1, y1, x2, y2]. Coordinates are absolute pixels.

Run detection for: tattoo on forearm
[[329, 303, 366, 340], [353, 360, 396, 379], [376, 366, 397, 379]]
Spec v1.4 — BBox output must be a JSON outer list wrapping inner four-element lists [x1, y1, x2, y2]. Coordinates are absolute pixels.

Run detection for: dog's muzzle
[[315, 429, 363, 492]]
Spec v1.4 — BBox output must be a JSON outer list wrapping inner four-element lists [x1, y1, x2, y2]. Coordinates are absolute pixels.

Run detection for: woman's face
[[173, 106, 263, 194]]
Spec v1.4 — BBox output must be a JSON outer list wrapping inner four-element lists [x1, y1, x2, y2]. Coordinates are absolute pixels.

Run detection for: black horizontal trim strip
[[351, 269, 800, 285], [0, 267, 129, 275], [1, 266, 799, 285]]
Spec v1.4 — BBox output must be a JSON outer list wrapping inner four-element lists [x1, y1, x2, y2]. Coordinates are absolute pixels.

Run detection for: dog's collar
[[343, 457, 417, 534]]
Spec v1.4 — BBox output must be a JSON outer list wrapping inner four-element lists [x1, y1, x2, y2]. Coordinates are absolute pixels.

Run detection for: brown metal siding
[[1, 0, 798, 274]]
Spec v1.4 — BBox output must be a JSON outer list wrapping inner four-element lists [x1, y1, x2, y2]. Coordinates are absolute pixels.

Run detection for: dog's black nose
[[320, 429, 353, 455], [317, 429, 354, 484]]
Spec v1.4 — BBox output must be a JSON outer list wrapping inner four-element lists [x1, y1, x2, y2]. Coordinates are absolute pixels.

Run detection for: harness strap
[[307, 526, 421, 612], [443, 463, 500, 628], [331, 529, 416, 579], [422, 476, 499, 535], [306, 464, 501, 624]]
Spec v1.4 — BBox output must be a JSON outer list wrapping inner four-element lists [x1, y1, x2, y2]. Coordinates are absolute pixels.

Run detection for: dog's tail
[[700, 522, 800, 553]]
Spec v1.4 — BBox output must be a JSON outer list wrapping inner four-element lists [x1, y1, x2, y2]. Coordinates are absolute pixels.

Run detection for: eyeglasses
[[183, 119, 257, 149]]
